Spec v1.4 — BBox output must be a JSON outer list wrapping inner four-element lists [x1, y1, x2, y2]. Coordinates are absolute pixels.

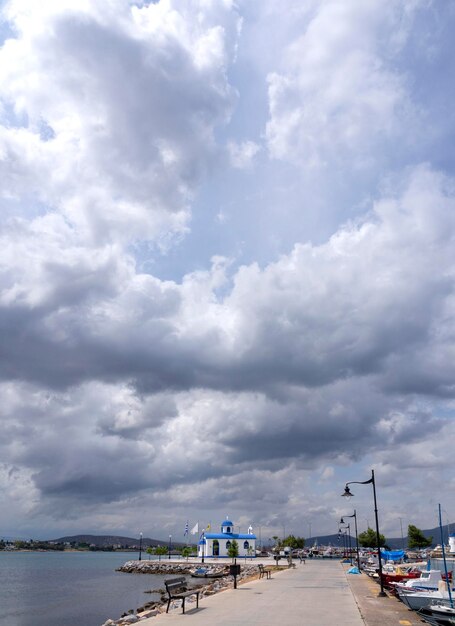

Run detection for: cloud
[[265, 0, 420, 168], [0, 1, 454, 540], [227, 139, 260, 168], [0, 0, 240, 245], [0, 163, 454, 532]]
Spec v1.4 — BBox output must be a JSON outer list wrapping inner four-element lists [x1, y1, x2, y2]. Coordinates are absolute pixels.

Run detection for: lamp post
[[139, 532, 143, 561], [168, 535, 172, 560], [341, 469, 386, 597], [338, 527, 346, 558], [340, 510, 360, 570], [340, 524, 352, 564]]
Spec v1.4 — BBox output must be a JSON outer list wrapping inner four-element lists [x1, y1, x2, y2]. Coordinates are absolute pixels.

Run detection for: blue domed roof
[[221, 519, 234, 527]]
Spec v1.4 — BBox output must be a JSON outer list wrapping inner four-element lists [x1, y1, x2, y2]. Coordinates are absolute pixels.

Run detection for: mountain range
[[54, 534, 186, 548], [54, 522, 453, 550], [308, 522, 453, 549]]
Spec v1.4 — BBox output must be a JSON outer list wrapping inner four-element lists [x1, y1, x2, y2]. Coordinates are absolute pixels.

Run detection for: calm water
[[0, 551, 173, 626]]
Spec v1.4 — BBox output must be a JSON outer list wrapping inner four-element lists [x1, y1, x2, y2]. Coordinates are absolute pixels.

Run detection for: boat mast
[[439, 503, 453, 608]]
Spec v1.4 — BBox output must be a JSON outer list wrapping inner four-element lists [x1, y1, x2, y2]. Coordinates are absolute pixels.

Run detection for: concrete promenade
[[142, 559, 364, 625], [140, 559, 427, 626]]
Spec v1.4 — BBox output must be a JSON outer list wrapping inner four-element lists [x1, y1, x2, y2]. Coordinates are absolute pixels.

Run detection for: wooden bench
[[258, 564, 273, 579], [164, 577, 200, 614]]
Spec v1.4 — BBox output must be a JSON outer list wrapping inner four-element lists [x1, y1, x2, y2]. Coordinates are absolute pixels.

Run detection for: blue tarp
[[380, 549, 405, 561], [347, 566, 360, 574]]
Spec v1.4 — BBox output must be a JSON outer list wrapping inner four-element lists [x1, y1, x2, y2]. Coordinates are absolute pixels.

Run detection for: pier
[[140, 559, 425, 625]]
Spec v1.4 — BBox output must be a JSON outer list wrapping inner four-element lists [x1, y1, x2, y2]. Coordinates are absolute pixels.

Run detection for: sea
[[0, 551, 173, 626]]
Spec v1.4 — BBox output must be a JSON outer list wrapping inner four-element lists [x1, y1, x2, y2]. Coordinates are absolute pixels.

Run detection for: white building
[[449, 532, 455, 554], [198, 518, 256, 559]]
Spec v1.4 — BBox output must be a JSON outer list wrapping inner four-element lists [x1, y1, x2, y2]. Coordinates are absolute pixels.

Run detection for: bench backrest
[[165, 577, 187, 596]]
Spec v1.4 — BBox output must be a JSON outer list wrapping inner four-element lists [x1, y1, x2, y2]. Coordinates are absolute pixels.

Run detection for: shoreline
[[103, 559, 287, 626]]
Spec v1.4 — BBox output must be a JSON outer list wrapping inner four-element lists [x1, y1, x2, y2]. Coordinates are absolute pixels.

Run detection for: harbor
[[101, 552, 455, 626]]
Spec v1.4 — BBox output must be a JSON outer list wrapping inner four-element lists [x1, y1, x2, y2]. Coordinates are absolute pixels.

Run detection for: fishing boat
[[392, 570, 451, 594], [190, 567, 226, 579], [398, 583, 454, 611], [417, 604, 455, 626], [381, 564, 422, 587]]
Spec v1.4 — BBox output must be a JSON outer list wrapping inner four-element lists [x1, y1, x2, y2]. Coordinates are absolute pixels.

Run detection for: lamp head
[[340, 517, 345, 524], [341, 485, 353, 498]]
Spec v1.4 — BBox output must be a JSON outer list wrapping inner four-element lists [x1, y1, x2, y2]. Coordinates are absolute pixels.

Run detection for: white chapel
[[198, 518, 257, 559]]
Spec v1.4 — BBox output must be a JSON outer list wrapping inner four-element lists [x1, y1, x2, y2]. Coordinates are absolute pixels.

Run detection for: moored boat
[[190, 567, 226, 579], [417, 604, 455, 626], [381, 564, 422, 587], [398, 588, 453, 611], [392, 570, 451, 594]]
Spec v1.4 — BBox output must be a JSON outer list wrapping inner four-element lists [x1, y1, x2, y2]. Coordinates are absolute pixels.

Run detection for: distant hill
[[54, 534, 189, 549], [308, 522, 453, 549], [54, 521, 452, 551]]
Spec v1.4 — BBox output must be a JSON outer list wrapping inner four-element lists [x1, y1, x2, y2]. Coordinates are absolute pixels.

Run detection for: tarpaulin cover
[[347, 566, 360, 574], [380, 549, 405, 561]]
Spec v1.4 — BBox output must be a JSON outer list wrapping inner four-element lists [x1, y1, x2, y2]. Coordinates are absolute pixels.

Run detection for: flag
[[206, 523, 211, 531], [184, 520, 189, 536], [190, 522, 199, 535]]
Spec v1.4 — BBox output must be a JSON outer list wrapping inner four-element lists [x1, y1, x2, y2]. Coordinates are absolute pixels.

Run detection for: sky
[[0, 0, 454, 543]]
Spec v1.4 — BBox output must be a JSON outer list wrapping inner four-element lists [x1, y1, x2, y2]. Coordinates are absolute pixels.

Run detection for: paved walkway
[[142, 560, 364, 626]]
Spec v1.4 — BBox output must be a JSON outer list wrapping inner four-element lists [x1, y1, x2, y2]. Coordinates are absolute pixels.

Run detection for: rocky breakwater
[[101, 561, 261, 626], [117, 560, 197, 575]]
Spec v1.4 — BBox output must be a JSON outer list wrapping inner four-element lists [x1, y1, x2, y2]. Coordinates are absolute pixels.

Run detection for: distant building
[[449, 533, 455, 554], [198, 518, 256, 559]]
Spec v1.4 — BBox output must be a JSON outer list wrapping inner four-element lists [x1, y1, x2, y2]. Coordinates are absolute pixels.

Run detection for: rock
[[140, 609, 160, 618], [119, 616, 138, 624]]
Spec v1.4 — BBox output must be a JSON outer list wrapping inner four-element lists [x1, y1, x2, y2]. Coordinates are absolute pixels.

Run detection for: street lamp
[[168, 535, 172, 560], [341, 469, 386, 597], [340, 510, 360, 570], [139, 532, 143, 561], [339, 523, 352, 564], [338, 526, 347, 558]]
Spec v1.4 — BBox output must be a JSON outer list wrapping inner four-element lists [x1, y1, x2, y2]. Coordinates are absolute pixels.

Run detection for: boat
[[398, 587, 453, 611], [190, 568, 226, 579], [417, 604, 455, 626], [392, 570, 451, 594], [403, 505, 455, 615], [381, 564, 422, 587]]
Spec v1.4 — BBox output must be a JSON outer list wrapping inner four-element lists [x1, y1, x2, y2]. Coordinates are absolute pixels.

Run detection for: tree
[[153, 546, 168, 561], [146, 546, 154, 560], [227, 539, 239, 560], [181, 547, 192, 561], [281, 535, 305, 549], [408, 525, 432, 549], [358, 527, 386, 548]]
